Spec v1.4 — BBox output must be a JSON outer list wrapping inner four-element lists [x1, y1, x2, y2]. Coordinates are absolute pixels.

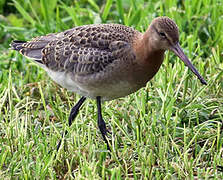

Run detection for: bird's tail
[[10, 40, 47, 61], [10, 40, 27, 51]]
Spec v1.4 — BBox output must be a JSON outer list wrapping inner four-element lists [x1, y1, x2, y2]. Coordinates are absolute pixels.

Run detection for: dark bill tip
[[170, 43, 207, 85]]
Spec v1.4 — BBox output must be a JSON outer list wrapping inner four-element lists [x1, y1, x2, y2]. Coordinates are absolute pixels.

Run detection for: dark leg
[[96, 96, 111, 151], [68, 96, 87, 126], [57, 96, 86, 151]]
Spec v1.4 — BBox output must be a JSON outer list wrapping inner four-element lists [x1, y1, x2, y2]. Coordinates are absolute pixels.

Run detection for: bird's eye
[[159, 32, 166, 38]]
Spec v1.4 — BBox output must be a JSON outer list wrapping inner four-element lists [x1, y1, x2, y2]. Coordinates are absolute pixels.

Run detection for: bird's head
[[147, 16, 207, 85]]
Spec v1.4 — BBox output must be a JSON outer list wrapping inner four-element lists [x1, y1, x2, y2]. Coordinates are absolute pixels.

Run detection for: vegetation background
[[0, 0, 223, 179]]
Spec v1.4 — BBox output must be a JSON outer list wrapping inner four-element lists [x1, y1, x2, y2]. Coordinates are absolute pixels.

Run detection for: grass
[[0, 0, 223, 179]]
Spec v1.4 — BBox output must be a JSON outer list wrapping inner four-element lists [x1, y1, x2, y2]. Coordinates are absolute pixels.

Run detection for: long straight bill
[[171, 43, 207, 85]]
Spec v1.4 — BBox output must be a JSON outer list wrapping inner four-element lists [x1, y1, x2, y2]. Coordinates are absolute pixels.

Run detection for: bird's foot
[[98, 118, 111, 151]]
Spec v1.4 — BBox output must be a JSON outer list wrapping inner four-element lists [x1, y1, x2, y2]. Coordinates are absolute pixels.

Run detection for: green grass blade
[[12, 0, 35, 26], [129, 8, 141, 26], [101, 0, 113, 22], [116, 0, 124, 24], [88, 0, 100, 12]]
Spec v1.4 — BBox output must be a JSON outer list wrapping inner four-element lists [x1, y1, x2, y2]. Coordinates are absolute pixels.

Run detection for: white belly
[[45, 69, 88, 96], [44, 68, 143, 101]]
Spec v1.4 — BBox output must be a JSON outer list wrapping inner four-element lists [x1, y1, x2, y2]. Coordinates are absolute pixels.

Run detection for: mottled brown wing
[[42, 40, 136, 75], [11, 24, 139, 74], [40, 24, 138, 74]]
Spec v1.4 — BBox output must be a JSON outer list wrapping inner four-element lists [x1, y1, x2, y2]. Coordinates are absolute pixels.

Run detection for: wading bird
[[11, 17, 207, 151]]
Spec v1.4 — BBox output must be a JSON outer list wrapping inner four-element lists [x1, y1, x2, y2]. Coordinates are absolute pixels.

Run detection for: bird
[[11, 16, 207, 151]]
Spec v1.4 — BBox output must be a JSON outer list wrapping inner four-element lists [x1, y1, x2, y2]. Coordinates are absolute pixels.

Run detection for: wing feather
[[42, 40, 135, 75], [11, 24, 139, 74]]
